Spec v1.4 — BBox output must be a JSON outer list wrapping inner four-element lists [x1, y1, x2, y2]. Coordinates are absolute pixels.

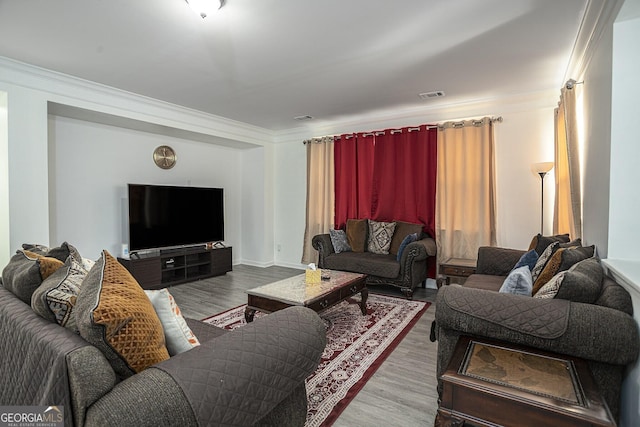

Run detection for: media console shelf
[[118, 246, 232, 290]]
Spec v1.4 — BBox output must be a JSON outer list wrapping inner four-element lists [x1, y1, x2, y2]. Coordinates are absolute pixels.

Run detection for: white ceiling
[[0, 0, 599, 131]]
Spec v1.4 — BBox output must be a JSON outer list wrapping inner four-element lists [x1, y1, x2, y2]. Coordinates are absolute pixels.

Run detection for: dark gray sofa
[[433, 246, 639, 421], [0, 282, 326, 427], [312, 227, 436, 299]]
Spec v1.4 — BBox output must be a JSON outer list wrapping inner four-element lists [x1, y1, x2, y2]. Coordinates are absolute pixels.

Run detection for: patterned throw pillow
[[145, 289, 200, 356], [367, 220, 396, 254], [499, 266, 533, 296], [2, 249, 65, 304], [531, 245, 596, 294], [534, 256, 602, 302], [329, 229, 352, 254], [31, 247, 89, 332], [530, 242, 559, 283], [76, 250, 169, 378]]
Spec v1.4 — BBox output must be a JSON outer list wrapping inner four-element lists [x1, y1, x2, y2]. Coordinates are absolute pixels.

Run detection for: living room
[[1, 0, 639, 425]]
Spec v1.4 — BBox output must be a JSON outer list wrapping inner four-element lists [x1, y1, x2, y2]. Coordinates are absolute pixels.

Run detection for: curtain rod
[[303, 116, 503, 143]]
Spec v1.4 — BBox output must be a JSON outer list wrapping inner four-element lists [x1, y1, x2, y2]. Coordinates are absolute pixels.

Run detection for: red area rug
[[203, 294, 430, 427]]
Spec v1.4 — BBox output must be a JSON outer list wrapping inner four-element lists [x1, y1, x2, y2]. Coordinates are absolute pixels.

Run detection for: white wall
[[0, 91, 9, 267], [609, 10, 640, 426], [273, 100, 557, 267], [581, 24, 614, 257], [48, 115, 243, 261]]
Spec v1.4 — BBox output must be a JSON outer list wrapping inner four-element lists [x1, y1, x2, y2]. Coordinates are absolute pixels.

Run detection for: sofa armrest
[[476, 246, 525, 275], [160, 306, 325, 426], [435, 285, 639, 366], [312, 234, 334, 268], [87, 307, 326, 426]]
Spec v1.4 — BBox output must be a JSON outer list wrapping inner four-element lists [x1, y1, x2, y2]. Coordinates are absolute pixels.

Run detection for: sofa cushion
[[2, 250, 65, 304], [329, 229, 352, 254], [528, 233, 571, 255], [367, 220, 396, 254], [534, 257, 603, 303], [499, 266, 533, 296], [31, 248, 89, 332], [323, 252, 400, 279], [389, 221, 424, 255], [76, 250, 169, 378], [145, 289, 200, 356], [346, 219, 368, 253]]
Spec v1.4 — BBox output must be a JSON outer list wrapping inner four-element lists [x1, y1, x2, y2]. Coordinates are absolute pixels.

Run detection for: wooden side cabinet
[[119, 246, 233, 289], [437, 258, 477, 287]]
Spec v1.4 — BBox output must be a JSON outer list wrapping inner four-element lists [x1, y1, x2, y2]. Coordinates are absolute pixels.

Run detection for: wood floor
[[169, 265, 440, 427]]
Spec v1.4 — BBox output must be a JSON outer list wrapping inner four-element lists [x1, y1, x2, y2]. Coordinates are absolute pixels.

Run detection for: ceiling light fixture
[[185, 0, 223, 19]]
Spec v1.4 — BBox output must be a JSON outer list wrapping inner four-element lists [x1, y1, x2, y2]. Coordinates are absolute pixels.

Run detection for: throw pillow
[[396, 233, 418, 261], [532, 270, 568, 299], [2, 250, 65, 304], [21, 242, 72, 262], [389, 221, 424, 255], [31, 247, 89, 332], [346, 219, 368, 253], [367, 220, 397, 254], [534, 257, 603, 301], [499, 266, 533, 296], [329, 229, 352, 254], [76, 250, 169, 378], [531, 245, 596, 295], [532, 248, 567, 294], [145, 289, 200, 356], [513, 249, 539, 271], [552, 257, 603, 303], [530, 242, 559, 283], [528, 233, 571, 255]]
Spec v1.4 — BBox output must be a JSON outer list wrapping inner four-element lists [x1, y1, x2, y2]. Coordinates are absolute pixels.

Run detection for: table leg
[[244, 307, 256, 323], [360, 287, 368, 315]]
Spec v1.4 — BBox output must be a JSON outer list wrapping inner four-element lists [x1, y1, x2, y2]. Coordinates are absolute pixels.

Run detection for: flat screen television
[[128, 184, 224, 252]]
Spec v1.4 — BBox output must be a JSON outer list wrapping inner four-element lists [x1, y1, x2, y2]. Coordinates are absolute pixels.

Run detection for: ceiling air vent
[[294, 115, 314, 121], [418, 91, 445, 100]]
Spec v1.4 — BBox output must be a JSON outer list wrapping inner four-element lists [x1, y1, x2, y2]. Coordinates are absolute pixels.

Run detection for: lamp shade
[[185, 0, 222, 18], [532, 162, 554, 174]]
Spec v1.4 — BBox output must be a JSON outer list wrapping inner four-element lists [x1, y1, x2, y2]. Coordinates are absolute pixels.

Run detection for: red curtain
[[334, 133, 375, 229], [371, 125, 437, 238], [334, 125, 437, 236]]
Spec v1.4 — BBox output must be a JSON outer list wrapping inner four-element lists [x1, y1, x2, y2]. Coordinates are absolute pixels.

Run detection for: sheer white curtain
[[554, 83, 582, 239], [301, 136, 335, 264], [436, 118, 497, 263]]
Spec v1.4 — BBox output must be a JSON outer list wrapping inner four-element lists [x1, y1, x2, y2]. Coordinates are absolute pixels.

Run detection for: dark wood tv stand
[[118, 246, 232, 290]]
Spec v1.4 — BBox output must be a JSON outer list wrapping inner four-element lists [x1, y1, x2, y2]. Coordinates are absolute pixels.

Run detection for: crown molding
[[564, 0, 625, 82], [0, 56, 276, 147], [274, 89, 558, 144]]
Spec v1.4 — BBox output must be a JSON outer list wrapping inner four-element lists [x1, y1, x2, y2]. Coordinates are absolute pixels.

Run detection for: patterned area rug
[[203, 294, 430, 427]]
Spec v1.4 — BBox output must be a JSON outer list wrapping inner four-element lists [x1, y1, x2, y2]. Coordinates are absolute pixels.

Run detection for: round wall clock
[[153, 145, 177, 169]]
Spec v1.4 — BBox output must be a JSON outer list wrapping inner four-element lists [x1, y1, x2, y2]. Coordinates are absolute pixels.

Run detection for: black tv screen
[[128, 184, 224, 252]]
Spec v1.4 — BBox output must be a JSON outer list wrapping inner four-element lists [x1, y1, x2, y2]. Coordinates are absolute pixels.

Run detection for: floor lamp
[[533, 162, 554, 234]]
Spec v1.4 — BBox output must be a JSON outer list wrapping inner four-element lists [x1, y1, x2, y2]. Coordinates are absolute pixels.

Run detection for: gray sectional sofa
[[0, 251, 327, 427], [433, 245, 640, 421]]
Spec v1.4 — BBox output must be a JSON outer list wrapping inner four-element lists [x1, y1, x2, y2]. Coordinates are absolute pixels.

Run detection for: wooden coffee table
[[244, 270, 368, 322]]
